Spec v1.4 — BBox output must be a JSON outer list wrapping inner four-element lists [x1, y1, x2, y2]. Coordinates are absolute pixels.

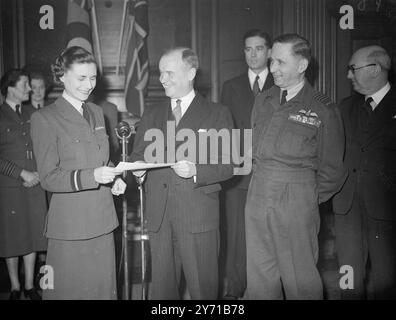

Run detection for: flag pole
[[90, 0, 103, 73], [116, 0, 129, 75]]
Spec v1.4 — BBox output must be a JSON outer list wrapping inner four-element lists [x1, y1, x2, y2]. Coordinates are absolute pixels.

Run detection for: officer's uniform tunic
[[30, 97, 119, 300], [0, 103, 47, 257], [245, 82, 345, 299]]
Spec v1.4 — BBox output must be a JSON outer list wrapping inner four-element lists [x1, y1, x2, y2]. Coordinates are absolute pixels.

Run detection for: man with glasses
[[333, 45, 396, 299]]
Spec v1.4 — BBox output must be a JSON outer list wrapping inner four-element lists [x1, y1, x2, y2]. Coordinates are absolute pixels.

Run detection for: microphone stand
[[135, 173, 148, 300], [116, 125, 132, 300]]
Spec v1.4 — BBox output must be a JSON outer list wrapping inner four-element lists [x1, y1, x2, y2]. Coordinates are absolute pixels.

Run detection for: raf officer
[[245, 33, 345, 299]]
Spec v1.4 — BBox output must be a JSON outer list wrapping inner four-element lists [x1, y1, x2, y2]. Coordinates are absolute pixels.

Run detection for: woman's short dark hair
[[0, 69, 28, 97], [51, 46, 96, 85]]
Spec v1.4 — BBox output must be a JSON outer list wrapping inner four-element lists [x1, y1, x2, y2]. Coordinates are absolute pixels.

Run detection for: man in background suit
[[333, 45, 396, 299], [220, 29, 273, 299], [131, 47, 234, 299]]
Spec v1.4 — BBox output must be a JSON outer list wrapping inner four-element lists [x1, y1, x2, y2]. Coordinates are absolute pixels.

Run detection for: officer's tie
[[364, 97, 374, 115], [15, 104, 21, 117], [280, 90, 288, 105], [81, 102, 91, 125], [173, 99, 182, 126], [252, 75, 260, 96], [37, 104, 41, 110]]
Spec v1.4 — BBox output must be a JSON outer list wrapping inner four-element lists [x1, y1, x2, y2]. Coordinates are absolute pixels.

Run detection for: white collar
[[366, 82, 391, 110], [171, 90, 196, 117], [62, 90, 84, 114], [31, 100, 44, 109], [281, 79, 305, 102], [248, 68, 269, 90], [5, 98, 19, 112]]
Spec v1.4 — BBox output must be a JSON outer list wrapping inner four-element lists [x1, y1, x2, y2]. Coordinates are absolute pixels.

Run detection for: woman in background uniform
[[0, 69, 47, 300]]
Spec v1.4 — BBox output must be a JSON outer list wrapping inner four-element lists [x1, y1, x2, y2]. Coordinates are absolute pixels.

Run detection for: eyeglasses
[[347, 63, 376, 74]]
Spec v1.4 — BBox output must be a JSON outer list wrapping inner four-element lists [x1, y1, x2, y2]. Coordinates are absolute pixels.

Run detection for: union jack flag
[[124, 0, 149, 116]]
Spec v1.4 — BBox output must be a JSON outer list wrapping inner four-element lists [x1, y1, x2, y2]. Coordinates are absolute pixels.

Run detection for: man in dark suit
[[130, 47, 234, 299], [220, 29, 273, 299], [333, 45, 396, 299]]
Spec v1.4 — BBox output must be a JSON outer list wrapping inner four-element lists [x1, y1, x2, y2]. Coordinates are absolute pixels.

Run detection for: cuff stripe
[[71, 170, 77, 191], [76, 170, 83, 191]]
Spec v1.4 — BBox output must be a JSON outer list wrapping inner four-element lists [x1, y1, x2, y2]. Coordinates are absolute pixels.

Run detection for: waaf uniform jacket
[[30, 97, 119, 240]]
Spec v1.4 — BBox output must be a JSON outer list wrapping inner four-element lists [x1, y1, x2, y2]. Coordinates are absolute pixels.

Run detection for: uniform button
[[20, 122, 24, 125], [75, 139, 80, 143], [22, 132, 26, 136], [361, 147, 366, 152], [11, 210, 16, 214], [25, 143, 29, 146], [353, 169, 357, 173], [7, 128, 10, 132], [375, 235, 379, 239]]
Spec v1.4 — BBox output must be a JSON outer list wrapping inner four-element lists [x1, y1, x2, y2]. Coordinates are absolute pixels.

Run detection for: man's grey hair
[[367, 48, 391, 71], [163, 47, 199, 70]]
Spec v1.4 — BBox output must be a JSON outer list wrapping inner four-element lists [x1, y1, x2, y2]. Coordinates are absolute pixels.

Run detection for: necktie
[[364, 97, 374, 115], [81, 102, 91, 125], [37, 104, 41, 110], [252, 75, 260, 96], [173, 99, 182, 126], [15, 104, 21, 116], [280, 90, 288, 105]]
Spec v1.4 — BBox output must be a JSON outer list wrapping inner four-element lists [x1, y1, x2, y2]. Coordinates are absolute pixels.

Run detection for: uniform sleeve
[[317, 105, 347, 203], [0, 157, 22, 180], [194, 106, 235, 186], [30, 111, 99, 193]]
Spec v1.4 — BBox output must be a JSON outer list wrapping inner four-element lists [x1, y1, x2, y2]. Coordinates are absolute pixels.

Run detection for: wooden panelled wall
[[273, 0, 337, 101]]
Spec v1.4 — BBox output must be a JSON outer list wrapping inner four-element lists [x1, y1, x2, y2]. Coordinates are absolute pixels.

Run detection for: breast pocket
[[58, 135, 87, 167], [275, 120, 318, 159], [93, 129, 110, 162]]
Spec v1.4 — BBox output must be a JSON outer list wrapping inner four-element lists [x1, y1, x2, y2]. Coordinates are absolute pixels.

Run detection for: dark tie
[[15, 104, 21, 116], [280, 90, 288, 105], [252, 75, 260, 96], [37, 104, 41, 110], [81, 102, 91, 125], [173, 99, 182, 126], [364, 97, 374, 115]]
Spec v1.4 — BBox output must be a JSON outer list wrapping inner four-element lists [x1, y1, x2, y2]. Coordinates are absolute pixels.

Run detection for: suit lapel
[[263, 72, 274, 91], [56, 97, 90, 128], [0, 103, 22, 123], [177, 94, 210, 134], [348, 95, 365, 141], [365, 89, 396, 145]]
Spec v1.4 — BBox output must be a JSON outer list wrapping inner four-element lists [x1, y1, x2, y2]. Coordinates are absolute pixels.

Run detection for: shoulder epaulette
[[312, 91, 334, 107]]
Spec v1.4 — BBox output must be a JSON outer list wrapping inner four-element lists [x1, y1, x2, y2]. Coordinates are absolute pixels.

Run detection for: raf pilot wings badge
[[288, 109, 321, 127]]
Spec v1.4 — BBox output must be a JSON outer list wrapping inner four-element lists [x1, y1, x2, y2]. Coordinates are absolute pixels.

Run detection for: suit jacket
[[30, 97, 119, 240], [221, 71, 274, 189], [333, 88, 396, 221], [0, 103, 37, 186], [131, 93, 234, 233]]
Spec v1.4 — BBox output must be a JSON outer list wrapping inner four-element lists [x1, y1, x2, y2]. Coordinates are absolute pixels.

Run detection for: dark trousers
[[335, 184, 396, 299], [149, 197, 219, 300], [221, 187, 247, 297]]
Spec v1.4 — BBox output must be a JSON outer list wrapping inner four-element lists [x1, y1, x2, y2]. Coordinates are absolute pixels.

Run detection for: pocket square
[[393, 115, 396, 119], [95, 126, 105, 131], [198, 128, 207, 132]]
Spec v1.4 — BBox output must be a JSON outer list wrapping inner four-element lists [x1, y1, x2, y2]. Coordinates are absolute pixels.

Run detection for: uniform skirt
[[42, 232, 117, 300], [0, 184, 47, 257]]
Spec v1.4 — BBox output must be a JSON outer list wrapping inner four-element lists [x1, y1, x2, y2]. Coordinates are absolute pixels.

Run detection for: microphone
[[116, 121, 132, 138]]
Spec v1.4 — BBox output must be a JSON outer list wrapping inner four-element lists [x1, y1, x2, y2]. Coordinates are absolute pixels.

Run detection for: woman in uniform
[[30, 46, 126, 300], [0, 69, 47, 300]]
